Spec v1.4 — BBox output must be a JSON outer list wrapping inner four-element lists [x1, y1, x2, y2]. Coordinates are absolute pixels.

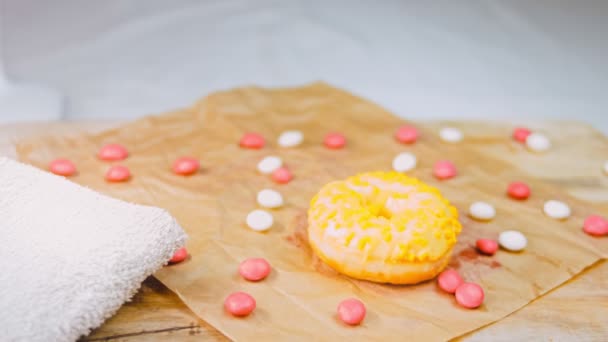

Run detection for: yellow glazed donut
[[307, 171, 462, 284]]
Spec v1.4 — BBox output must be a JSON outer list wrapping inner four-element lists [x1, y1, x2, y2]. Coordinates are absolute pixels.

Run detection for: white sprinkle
[[499, 230, 527, 252], [543, 200, 571, 219], [392, 152, 417, 172], [526, 133, 551, 152], [278, 130, 303, 147], [603, 160, 608, 175], [256, 189, 284, 209], [439, 127, 463, 143], [469, 201, 496, 220], [246, 210, 274, 232], [257, 156, 282, 174]]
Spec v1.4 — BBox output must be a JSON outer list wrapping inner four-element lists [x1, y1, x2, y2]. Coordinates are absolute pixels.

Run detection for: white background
[[1, 0, 607, 132]]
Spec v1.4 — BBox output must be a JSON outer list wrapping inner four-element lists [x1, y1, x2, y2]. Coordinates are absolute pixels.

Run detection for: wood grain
[[2, 118, 606, 341]]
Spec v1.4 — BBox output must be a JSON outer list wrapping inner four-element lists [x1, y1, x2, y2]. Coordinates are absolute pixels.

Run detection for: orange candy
[[507, 181, 531, 200], [172, 157, 200, 175], [169, 247, 188, 264], [433, 160, 457, 180], [98, 144, 128, 161], [476, 239, 498, 255], [238, 258, 271, 281], [49, 159, 77, 177], [395, 125, 418, 144], [337, 298, 366, 326], [239, 133, 265, 149], [272, 167, 293, 184], [437, 269, 463, 294], [224, 292, 256, 317], [512, 127, 532, 143], [105, 165, 131, 182], [324, 133, 346, 149], [455, 282, 485, 309]]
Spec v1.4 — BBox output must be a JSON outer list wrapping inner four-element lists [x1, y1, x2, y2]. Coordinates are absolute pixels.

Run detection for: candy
[[98, 143, 128, 161], [469, 201, 496, 220], [239, 258, 271, 281], [583, 215, 608, 236], [433, 160, 457, 180], [169, 247, 188, 264], [256, 189, 284, 209], [455, 283, 485, 309], [257, 156, 282, 174], [603, 161, 608, 175], [526, 133, 551, 152], [498, 230, 527, 252], [439, 127, 463, 143], [278, 130, 303, 147], [543, 200, 571, 220], [476, 239, 499, 255], [105, 165, 131, 182], [224, 292, 256, 317], [437, 269, 463, 294], [324, 133, 346, 149], [172, 157, 200, 175], [49, 159, 76, 177], [246, 210, 273, 232], [272, 167, 293, 184], [337, 298, 366, 326], [512, 127, 531, 143], [239, 133, 265, 149], [395, 125, 418, 144], [507, 181, 531, 200], [392, 152, 417, 172]]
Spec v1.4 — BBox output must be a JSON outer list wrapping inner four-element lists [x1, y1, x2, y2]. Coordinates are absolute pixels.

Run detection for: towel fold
[[0, 157, 187, 341]]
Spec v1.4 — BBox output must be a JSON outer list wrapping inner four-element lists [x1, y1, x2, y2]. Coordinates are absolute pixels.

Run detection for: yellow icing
[[308, 171, 462, 262]]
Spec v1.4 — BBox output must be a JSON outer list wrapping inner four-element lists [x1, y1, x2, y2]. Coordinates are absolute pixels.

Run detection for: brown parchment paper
[[17, 83, 607, 341]]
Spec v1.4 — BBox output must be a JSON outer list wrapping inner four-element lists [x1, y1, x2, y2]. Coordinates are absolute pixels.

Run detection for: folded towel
[[0, 157, 187, 341]]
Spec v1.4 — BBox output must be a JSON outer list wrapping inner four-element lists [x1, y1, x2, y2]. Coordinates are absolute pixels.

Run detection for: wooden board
[[2, 116, 606, 341]]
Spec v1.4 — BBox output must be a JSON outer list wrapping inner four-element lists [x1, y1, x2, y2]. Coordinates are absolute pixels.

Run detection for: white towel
[[0, 157, 187, 341]]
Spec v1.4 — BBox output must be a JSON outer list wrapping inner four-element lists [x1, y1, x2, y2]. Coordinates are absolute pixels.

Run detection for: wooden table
[[2, 121, 606, 341]]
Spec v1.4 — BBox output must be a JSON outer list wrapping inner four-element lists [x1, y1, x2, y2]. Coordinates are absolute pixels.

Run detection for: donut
[[307, 171, 462, 284]]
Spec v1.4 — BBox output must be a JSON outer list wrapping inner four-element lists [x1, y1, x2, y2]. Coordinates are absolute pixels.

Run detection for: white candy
[[543, 200, 571, 219], [499, 230, 527, 252], [469, 201, 496, 220], [526, 133, 551, 152], [257, 156, 282, 174], [439, 127, 463, 143], [392, 152, 417, 172], [246, 209, 274, 232], [256, 189, 284, 208], [278, 130, 303, 147], [603, 160, 608, 175]]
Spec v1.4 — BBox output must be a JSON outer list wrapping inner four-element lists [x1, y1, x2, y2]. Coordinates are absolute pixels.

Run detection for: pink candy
[[337, 298, 366, 326], [437, 269, 464, 294], [583, 215, 608, 236], [512, 127, 532, 143], [324, 133, 346, 149], [476, 239, 499, 255], [455, 282, 485, 309], [433, 160, 457, 180], [240, 133, 265, 149], [272, 167, 293, 184], [105, 165, 131, 182], [507, 181, 531, 200], [224, 292, 256, 317], [239, 258, 271, 281], [395, 125, 418, 144], [49, 159, 77, 177], [98, 143, 128, 161], [169, 247, 188, 264], [172, 157, 200, 175]]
